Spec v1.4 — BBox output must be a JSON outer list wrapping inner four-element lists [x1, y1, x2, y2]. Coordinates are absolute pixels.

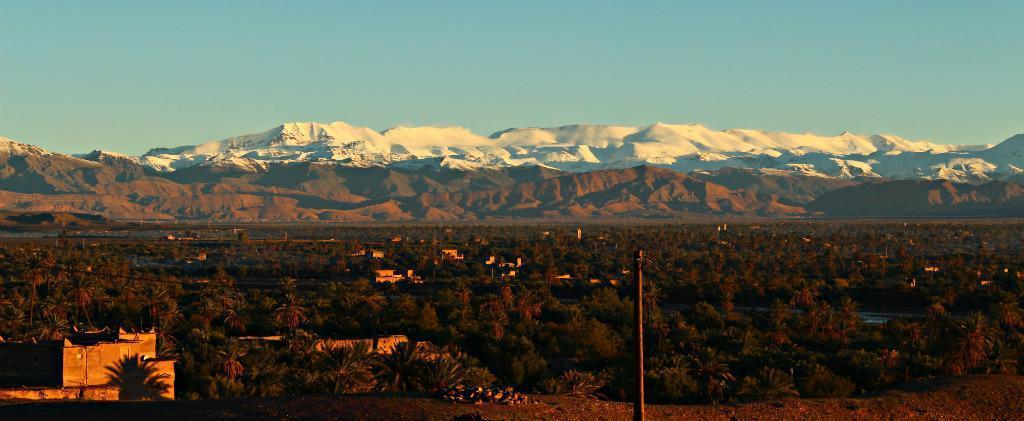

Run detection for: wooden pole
[[633, 249, 645, 421]]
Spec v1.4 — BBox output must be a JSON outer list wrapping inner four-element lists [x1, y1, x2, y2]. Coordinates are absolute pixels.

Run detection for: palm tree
[[142, 284, 172, 326], [643, 284, 663, 313], [556, 370, 605, 397], [35, 315, 68, 341], [686, 348, 735, 403], [926, 302, 947, 325], [154, 301, 184, 332], [285, 329, 321, 364], [989, 297, 1024, 330], [156, 331, 179, 360], [566, 306, 587, 329], [223, 300, 250, 333], [376, 341, 423, 392], [318, 342, 376, 393], [454, 284, 472, 319], [40, 292, 69, 321], [354, 290, 387, 333], [218, 342, 247, 380], [791, 285, 818, 309], [478, 298, 509, 339], [986, 340, 1020, 375], [274, 292, 308, 331], [769, 299, 791, 346], [360, 291, 387, 313], [196, 291, 226, 326], [243, 350, 286, 398], [416, 355, 473, 392], [105, 356, 171, 400], [65, 276, 99, 327], [22, 261, 47, 325], [738, 368, 798, 400], [514, 288, 543, 322], [838, 296, 861, 336], [877, 348, 900, 383], [943, 312, 994, 376], [498, 285, 514, 308], [0, 293, 28, 336]]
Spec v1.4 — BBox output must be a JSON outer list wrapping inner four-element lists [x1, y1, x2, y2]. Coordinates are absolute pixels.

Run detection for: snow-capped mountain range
[[6, 121, 1024, 183], [4, 126, 1024, 221]]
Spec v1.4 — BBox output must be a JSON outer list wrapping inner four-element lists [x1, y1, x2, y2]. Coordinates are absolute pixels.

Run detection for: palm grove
[[0, 222, 1021, 403]]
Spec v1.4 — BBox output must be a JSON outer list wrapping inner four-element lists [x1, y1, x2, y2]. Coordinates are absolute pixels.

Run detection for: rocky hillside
[[808, 180, 1024, 217]]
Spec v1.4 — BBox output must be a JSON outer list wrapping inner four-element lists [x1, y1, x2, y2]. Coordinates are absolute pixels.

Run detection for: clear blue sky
[[1, 0, 1021, 155]]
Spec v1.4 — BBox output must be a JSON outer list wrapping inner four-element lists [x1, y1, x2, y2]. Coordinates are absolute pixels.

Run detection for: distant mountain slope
[[3, 127, 1024, 221], [0, 136, 821, 220], [690, 167, 860, 205], [400, 166, 807, 220], [0, 211, 108, 227], [809, 180, 1024, 217]]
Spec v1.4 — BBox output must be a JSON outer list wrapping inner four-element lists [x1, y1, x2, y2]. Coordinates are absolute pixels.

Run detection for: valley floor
[[0, 375, 1021, 420]]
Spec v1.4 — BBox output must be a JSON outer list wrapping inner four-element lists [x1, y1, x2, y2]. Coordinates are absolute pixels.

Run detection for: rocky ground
[[1, 375, 1022, 420]]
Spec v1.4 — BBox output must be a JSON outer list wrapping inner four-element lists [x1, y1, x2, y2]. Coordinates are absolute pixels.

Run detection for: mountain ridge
[[1, 124, 1024, 221], [60, 120, 1004, 182]]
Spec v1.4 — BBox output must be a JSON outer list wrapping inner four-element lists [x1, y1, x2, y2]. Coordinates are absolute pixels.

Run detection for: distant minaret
[[577, 227, 582, 241]]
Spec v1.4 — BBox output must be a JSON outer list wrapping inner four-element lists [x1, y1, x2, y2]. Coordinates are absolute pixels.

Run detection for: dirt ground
[[1, 374, 1021, 420]]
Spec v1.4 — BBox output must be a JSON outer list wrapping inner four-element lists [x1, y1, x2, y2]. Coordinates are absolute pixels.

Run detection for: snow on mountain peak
[[76, 150, 142, 167], [490, 124, 637, 148], [43, 120, 1006, 182], [0, 136, 50, 156]]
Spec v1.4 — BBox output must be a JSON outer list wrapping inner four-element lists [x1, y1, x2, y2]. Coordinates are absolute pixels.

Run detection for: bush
[[738, 368, 798, 401], [646, 366, 697, 403], [799, 365, 856, 398], [537, 370, 605, 397]]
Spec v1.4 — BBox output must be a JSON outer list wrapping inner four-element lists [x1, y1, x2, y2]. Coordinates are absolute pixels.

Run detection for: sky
[[1, 0, 1022, 155]]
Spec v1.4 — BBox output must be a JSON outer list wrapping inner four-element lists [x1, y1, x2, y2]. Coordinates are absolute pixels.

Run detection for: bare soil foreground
[[1, 375, 1021, 420]]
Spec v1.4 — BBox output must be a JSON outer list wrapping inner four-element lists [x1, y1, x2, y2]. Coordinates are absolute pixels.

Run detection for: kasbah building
[[0, 328, 174, 400]]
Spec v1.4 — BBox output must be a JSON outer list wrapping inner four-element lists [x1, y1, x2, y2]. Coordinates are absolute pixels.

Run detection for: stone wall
[[0, 342, 62, 387], [0, 385, 119, 401], [317, 335, 410, 354]]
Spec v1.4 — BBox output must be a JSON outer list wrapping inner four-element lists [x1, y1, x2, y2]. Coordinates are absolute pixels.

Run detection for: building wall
[[61, 339, 156, 388], [150, 359, 175, 400], [0, 332, 173, 401], [0, 342, 63, 387], [317, 335, 410, 354], [119, 332, 158, 358], [373, 335, 410, 354]]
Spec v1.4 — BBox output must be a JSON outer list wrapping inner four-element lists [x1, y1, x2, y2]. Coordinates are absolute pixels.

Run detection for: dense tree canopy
[[0, 222, 1022, 403]]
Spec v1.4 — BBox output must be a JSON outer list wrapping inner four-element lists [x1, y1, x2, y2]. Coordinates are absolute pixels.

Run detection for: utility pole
[[633, 249, 645, 421]]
